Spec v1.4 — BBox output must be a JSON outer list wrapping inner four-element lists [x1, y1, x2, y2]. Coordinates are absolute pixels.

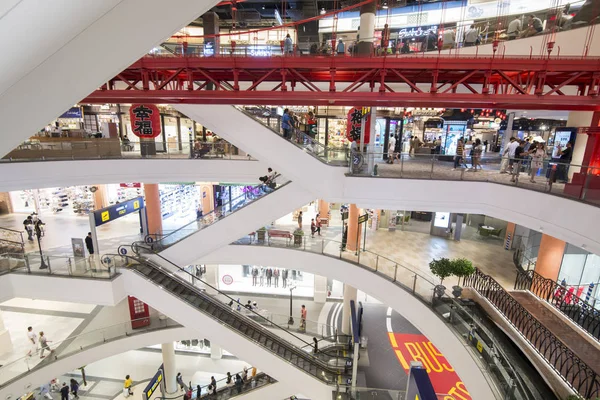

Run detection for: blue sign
[[93, 197, 144, 227], [406, 365, 437, 400], [143, 364, 164, 400], [59, 107, 83, 119], [119, 247, 128, 256]]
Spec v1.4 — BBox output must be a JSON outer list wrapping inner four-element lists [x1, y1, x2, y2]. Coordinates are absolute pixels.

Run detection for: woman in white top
[[470, 139, 483, 171], [529, 142, 545, 183]]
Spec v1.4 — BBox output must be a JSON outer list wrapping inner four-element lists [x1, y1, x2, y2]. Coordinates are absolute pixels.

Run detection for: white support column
[[210, 343, 223, 360], [0, 311, 13, 357], [501, 112, 515, 153], [161, 342, 178, 394], [203, 264, 220, 295], [341, 284, 357, 335], [313, 274, 328, 304], [567, 111, 593, 179], [367, 108, 377, 173], [453, 213, 464, 242]]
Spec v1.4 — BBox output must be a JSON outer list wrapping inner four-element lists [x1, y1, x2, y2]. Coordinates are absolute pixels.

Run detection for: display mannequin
[[282, 269, 288, 288], [273, 268, 280, 287], [266, 268, 273, 286], [251, 267, 258, 286], [259, 267, 265, 286]]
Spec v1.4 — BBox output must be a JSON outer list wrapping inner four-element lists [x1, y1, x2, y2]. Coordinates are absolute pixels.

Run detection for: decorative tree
[[452, 258, 475, 286], [429, 258, 454, 286]]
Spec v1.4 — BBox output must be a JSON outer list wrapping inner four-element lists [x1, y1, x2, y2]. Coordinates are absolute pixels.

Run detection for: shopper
[[226, 372, 233, 388], [521, 14, 543, 38], [511, 140, 527, 182], [336, 39, 345, 55], [242, 367, 248, 382], [506, 16, 522, 40], [70, 379, 80, 399], [176, 372, 185, 391], [470, 139, 483, 171], [529, 142, 545, 183], [453, 138, 465, 170], [40, 383, 52, 400], [124, 375, 133, 397], [311, 219, 317, 237], [313, 337, 319, 354], [23, 216, 34, 241], [60, 383, 69, 400], [26, 326, 37, 357], [34, 218, 44, 239], [300, 305, 307, 331], [297, 211, 303, 229], [245, 300, 253, 310], [315, 216, 322, 236], [282, 109, 292, 139], [463, 25, 479, 46], [235, 374, 243, 394], [196, 384, 201, 400], [502, 137, 519, 173], [210, 376, 217, 395], [442, 28, 455, 49], [409, 136, 420, 157], [387, 134, 396, 164], [85, 232, 94, 259], [284, 33, 293, 55], [558, 141, 573, 183], [39, 331, 52, 358]]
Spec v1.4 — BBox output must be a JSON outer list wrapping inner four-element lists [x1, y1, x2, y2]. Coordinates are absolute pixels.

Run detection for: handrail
[[0, 315, 180, 388], [464, 268, 600, 399], [179, 371, 274, 399], [0, 252, 118, 279], [126, 247, 342, 360], [144, 174, 287, 249], [116, 251, 343, 379], [515, 269, 600, 343]]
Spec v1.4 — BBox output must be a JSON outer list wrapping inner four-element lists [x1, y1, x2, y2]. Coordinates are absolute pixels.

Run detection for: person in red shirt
[[300, 305, 307, 331]]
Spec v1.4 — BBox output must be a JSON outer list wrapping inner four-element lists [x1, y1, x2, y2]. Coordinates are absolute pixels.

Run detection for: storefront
[[159, 183, 200, 230], [556, 244, 600, 307], [9, 186, 94, 216], [217, 264, 315, 297]]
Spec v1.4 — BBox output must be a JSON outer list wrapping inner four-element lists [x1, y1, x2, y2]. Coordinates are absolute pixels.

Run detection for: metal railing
[[0, 252, 117, 279], [0, 316, 180, 389], [465, 268, 600, 399], [1, 140, 253, 162], [142, 175, 290, 251], [515, 269, 600, 342]]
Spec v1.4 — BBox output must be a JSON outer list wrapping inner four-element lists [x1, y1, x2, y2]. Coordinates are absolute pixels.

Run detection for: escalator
[[122, 254, 348, 387]]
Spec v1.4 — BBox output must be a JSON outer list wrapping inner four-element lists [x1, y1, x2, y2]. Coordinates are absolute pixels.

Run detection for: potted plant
[[257, 227, 267, 243], [429, 258, 454, 298], [451, 258, 475, 298], [293, 229, 304, 247]]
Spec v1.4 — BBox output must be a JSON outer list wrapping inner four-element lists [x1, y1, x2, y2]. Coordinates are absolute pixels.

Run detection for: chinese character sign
[[129, 104, 161, 138], [346, 107, 371, 144]]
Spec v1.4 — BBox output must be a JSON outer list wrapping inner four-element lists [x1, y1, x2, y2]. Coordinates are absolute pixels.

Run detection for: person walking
[[300, 305, 307, 331], [196, 385, 201, 400], [313, 337, 319, 354], [281, 109, 292, 139], [529, 142, 545, 183], [297, 211, 303, 229], [470, 139, 483, 171], [235, 374, 243, 394], [26, 326, 38, 357], [463, 25, 479, 46], [39, 331, 52, 358], [387, 134, 396, 164], [124, 375, 133, 397], [85, 232, 94, 260], [176, 372, 185, 391], [511, 140, 527, 182], [210, 376, 217, 395], [311, 219, 317, 237], [442, 28, 455, 49], [336, 39, 345, 55], [453, 138, 465, 170], [315, 216, 322, 236], [23, 216, 34, 241], [501, 137, 519, 173], [242, 367, 248, 382], [558, 141, 573, 183], [70, 379, 80, 399], [60, 383, 69, 400], [284, 33, 293, 55]]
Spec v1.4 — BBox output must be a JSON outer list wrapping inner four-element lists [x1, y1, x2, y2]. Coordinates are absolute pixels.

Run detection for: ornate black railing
[[464, 268, 600, 399], [515, 269, 600, 343]]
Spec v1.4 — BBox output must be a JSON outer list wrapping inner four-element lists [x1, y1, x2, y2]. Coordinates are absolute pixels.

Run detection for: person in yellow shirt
[[124, 375, 133, 397]]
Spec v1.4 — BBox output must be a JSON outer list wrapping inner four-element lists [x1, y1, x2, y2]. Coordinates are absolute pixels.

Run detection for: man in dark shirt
[[60, 383, 69, 400], [511, 140, 526, 182], [85, 232, 94, 258], [559, 141, 573, 182]]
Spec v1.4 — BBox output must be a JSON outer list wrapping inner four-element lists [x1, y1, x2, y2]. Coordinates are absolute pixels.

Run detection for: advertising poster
[[388, 211, 397, 231], [71, 238, 85, 258]]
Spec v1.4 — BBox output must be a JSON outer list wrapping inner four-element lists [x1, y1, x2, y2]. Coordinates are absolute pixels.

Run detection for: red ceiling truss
[[83, 56, 600, 110]]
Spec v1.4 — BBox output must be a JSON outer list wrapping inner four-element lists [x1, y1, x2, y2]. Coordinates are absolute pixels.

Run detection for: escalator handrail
[[144, 174, 288, 246], [118, 253, 341, 376], [158, 371, 273, 399]]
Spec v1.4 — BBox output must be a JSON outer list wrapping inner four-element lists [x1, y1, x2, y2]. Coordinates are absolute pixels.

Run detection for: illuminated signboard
[[93, 196, 144, 227], [434, 212, 450, 228], [143, 365, 164, 400], [203, 42, 215, 56], [398, 25, 438, 39], [249, 46, 273, 57]]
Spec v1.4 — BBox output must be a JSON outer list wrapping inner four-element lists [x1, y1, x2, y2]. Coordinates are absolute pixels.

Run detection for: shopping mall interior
[[2, 1, 600, 400]]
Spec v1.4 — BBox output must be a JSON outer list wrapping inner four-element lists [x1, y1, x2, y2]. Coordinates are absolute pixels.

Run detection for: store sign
[[93, 196, 144, 227], [249, 46, 273, 57], [120, 183, 142, 188], [129, 104, 161, 138], [398, 25, 438, 39], [204, 42, 215, 56], [59, 107, 83, 119], [143, 365, 164, 400], [434, 212, 450, 228], [222, 274, 234, 285], [346, 107, 371, 144], [358, 213, 369, 224]]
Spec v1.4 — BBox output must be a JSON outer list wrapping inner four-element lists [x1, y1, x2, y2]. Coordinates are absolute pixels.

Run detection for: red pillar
[[144, 183, 163, 236]]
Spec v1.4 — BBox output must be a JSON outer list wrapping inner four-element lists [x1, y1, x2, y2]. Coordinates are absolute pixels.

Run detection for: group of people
[[501, 137, 570, 183], [26, 326, 53, 359], [453, 138, 485, 171], [22, 213, 44, 242], [176, 367, 259, 399], [258, 167, 277, 192]]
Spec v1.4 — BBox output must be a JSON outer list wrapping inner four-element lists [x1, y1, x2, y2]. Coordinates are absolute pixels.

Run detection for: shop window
[[84, 114, 99, 132], [559, 253, 587, 286]]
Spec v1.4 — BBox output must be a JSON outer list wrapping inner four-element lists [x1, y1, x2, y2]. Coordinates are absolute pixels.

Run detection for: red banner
[[129, 104, 161, 138], [346, 107, 371, 144], [120, 183, 141, 188], [388, 333, 471, 400]]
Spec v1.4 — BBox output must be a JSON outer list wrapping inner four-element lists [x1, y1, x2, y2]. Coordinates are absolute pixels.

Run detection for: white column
[[367, 108, 377, 173], [210, 343, 223, 360], [501, 112, 515, 153], [358, 11, 376, 46], [567, 111, 593, 179], [161, 342, 178, 394], [0, 311, 13, 356], [341, 284, 358, 335], [453, 213, 464, 242], [202, 264, 220, 295], [313, 274, 328, 303]]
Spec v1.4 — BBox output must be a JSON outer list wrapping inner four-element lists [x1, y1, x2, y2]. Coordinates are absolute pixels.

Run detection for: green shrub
[[429, 258, 454, 285]]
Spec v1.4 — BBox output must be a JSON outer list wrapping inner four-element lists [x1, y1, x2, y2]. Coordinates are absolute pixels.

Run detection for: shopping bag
[[123, 388, 130, 398]]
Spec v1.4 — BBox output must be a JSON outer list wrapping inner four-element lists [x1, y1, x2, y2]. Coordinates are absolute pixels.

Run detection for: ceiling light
[[320, 8, 326, 14], [262, 5, 265, 9], [382, 2, 388, 8]]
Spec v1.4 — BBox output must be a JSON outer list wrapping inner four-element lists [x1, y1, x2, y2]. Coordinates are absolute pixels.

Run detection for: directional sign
[[358, 214, 369, 224], [93, 196, 144, 227]]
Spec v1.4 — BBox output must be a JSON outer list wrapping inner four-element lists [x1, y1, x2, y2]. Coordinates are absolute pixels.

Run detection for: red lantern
[[129, 104, 161, 138]]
